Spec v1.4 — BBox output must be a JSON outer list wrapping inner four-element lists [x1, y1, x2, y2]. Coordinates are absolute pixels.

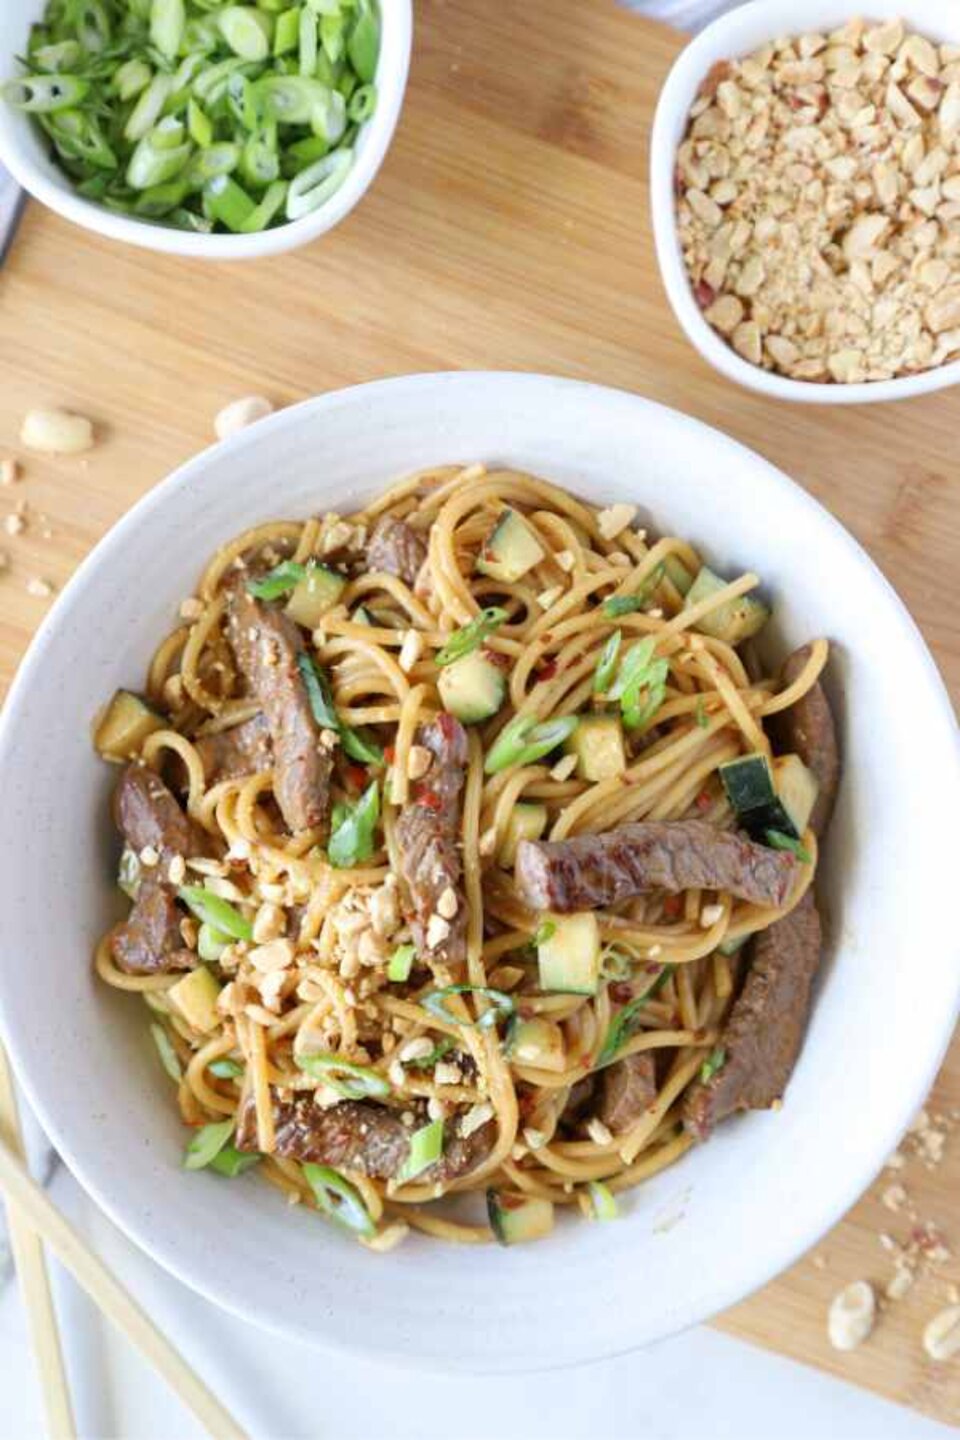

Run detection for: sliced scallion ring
[[422, 984, 515, 1032], [150, 1023, 182, 1083], [397, 1118, 444, 1184], [586, 1180, 618, 1221], [296, 1051, 391, 1100], [178, 885, 252, 942], [183, 1117, 235, 1171], [286, 147, 353, 220], [302, 1163, 376, 1237], [483, 714, 579, 776]]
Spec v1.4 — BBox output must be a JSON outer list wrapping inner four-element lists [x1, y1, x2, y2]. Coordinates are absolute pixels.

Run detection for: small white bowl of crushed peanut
[[651, 1, 960, 403]]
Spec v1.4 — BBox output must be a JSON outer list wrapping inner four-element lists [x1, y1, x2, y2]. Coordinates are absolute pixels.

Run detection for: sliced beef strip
[[225, 587, 332, 834], [194, 712, 273, 786], [113, 763, 206, 865], [560, 1075, 597, 1131], [111, 765, 205, 974], [597, 1052, 657, 1134], [111, 878, 194, 976], [235, 1092, 494, 1182], [366, 515, 428, 587], [767, 643, 840, 838], [515, 820, 797, 914], [394, 713, 468, 967], [682, 890, 822, 1142]]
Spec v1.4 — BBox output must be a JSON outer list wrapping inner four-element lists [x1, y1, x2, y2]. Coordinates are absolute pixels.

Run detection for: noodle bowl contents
[[93, 464, 840, 1249]]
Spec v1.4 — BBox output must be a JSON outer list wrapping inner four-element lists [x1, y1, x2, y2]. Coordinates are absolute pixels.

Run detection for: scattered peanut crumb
[[923, 1304, 960, 1361], [213, 395, 274, 441], [828, 1280, 876, 1351], [21, 408, 95, 455], [25, 577, 53, 598], [179, 597, 204, 621], [4, 514, 24, 536], [0, 459, 20, 485]]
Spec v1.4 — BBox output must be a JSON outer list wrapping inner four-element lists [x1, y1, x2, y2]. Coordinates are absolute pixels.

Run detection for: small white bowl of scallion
[[0, 0, 411, 259]]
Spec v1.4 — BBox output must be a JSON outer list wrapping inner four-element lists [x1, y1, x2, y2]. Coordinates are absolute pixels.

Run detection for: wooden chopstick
[[0, 1045, 76, 1440], [0, 1110, 247, 1440]]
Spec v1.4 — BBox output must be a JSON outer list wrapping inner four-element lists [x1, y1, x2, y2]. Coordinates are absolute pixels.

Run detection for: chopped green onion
[[150, 1023, 182, 1082], [187, 143, 241, 189], [299, 6, 318, 75], [183, 1118, 235, 1171], [32, 40, 84, 73], [126, 133, 191, 190], [208, 1142, 260, 1178], [483, 714, 579, 776], [297, 652, 339, 728], [422, 984, 516, 1032], [286, 146, 352, 218], [328, 780, 380, 868], [699, 1046, 726, 1083], [533, 919, 556, 946], [348, 0, 379, 82], [341, 726, 384, 766], [602, 563, 665, 618], [608, 636, 669, 731], [401, 1038, 454, 1069], [593, 629, 622, 694], [274, 8, 300, 56], [435, 607, 508, 667], [178, 885, 252, 942], [387, 943, 416, 983], [238, 179, 289, 232], [197, 922, 230, 963], [219, 5, 272, 61], [397, 1118, 444, 1184], [3, 74, 90, 113], [348, 83, 376, 123], [764, 830, 812, 863], [586, 1180, 619, 1221], [209, 1057, 245, 1079], [695, 696, 709, 729], [204, 173, 257, 232], [124, 75, 172, 143], [302, 1163, 376, 1237], [599, 946, 633, 981], [320, 11, 345, 64], [597, 965, 675, 1068], [150, 0, 185, 61], [247, 560, 308, 600], [113, 58, 152, 102], [296, 1051, 391, 1099]]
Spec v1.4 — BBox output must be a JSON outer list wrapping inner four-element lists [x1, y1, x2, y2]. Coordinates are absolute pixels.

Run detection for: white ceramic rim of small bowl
[[0, 0, 412, 260], [0, 373, 958, 1367], [650, 0, 960, 405]]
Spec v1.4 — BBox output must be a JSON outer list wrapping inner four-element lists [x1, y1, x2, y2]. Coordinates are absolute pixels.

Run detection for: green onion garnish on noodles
[[183, 1118, 235, 1171], [533, 920, 556, 946], [246, 561, 307, 600], [178, 886, 252, 942], [397, 1119, 444, 1183], [593, 629, 622, 694], [197, 922, 230, 963], [586, 1180, 619, 1221], [208, 1142, 260, 1179], [387, 943, 416, 983], [608, 637, 669, 731], [150, 1023, 182, 1083], [118, 847, 141, 900], [341, 726, 384, 767], [303, 1163, 376, 1237], [401, 1037, 454, 1070], [435, 607, 508, 667], [298, 652, 340, 729], [209, 1057, 245, 1080], [422, 984, 516, 1032], [699, 1047, 726, 1084], [483, 714, 579, 776], [328, 780, 380, 868], [695, 697, 709, 729], [602, 563, 665, 618], [764, 830, 812, 863], [296, 1051, 391, 1100], [597, 965, 675, 1068]]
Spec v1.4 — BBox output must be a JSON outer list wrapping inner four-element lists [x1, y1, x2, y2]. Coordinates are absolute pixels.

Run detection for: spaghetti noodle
[[94, 464, 828, 1249]]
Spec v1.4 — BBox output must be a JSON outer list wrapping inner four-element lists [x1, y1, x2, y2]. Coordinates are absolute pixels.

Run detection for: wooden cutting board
[[1, 0, 958, 1423]]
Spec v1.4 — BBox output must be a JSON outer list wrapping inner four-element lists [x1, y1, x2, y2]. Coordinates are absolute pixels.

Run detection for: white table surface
[[0, 1164, 953, 1440]]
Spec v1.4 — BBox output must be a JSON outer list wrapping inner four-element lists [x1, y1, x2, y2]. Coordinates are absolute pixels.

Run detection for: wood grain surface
[[0, 0, 958, 1424]]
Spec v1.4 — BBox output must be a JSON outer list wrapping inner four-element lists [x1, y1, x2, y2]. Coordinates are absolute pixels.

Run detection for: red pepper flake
[[418, 788, 442, 812], [483, 646, 510, 671], [695, 788, 713, 813], [610, 981, 633, 1004], [384, 745, 396, 764], [537, 659, 558, 681], [662, 894, 683, 921], [345, 764, 367, 792]]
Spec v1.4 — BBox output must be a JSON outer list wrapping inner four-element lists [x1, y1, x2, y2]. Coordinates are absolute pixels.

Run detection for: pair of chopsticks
[[0, 1043, 247, 1440]]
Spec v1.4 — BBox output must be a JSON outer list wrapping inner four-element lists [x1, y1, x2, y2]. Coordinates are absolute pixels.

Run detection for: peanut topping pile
[[677, 18, 960, 384]]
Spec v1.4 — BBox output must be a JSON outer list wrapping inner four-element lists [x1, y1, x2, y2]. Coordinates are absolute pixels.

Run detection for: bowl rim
[[650, 0, 960, 405], [0, 0, 413, 260], [1, 371, 959, 1367]]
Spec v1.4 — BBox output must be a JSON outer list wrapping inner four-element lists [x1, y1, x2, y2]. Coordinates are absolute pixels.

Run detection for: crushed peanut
[[25, 577, 53, 598], [596, 503, 637, 540], [406, 744, 432, 780], [213, 395, 274, 441], [0, 459, 20, 486], [179, 597, 204, 621], [923, 1304, 960, 1361], [678, 21, 960, 383], [827, 1279, 876, 1351], [398, 628, 423, 673]]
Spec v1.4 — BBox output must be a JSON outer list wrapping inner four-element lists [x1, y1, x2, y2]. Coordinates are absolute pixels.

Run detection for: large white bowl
[[651, 0, 960, 404], [0, 0, 411, 260], [0, 373, 957, 1370]]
